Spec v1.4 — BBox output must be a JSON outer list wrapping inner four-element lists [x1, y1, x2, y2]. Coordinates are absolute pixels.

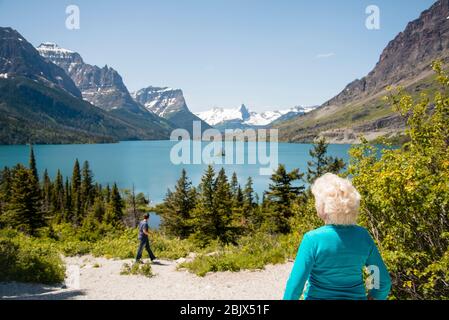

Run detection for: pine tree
[[71, 159, 82, 224], [81, 160, 94, 209], [0, 167, 12, 219], [242, 176, 260, 231], [236, 185, 244, 206], [64, 177, 72, 222], [3, 164, 44, 235], [307, 137, 345, 183], [105, 184, 111, 203], [230, 172, 239, 199], [212, 168, 236, 243], [104, 183, 124, 226], [51, 170, 64, 221], [41, 169, 53, 217], [265, 164, 305, 233], [243, 177, 255, 209], [158, 169, 196, 238], [29, 145, 39, 182], [91, 195, 106, 222], [191, 165, 217, 244]]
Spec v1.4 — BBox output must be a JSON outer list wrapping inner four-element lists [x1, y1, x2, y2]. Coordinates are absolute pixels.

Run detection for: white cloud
[[316, 52, 336, 59]]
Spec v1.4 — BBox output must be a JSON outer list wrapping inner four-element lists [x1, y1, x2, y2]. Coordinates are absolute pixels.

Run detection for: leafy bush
[[348, 61, 449, 300], [59, 240, 93, 257], [0, 231, 65, 284], [120, 262, 154, 278], [92, 233, 136, 259], [179, 232, 301, 276]]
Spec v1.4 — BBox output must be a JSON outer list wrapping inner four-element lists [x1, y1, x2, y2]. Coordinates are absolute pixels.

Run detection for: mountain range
[[0, 0, 447, 145], [0, 27, 176, 144], [275, 0, 449, 143], [195, 104, 316, 131]]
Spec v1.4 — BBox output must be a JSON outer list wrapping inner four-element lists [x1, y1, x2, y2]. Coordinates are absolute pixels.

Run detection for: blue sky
[[0, 0, 436, 112]]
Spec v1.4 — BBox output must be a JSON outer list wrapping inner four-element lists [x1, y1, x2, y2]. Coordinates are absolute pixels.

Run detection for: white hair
[[311, 173, 361, 225]]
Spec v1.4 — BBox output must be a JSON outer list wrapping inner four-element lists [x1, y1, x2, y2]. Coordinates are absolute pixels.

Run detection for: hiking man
[[135, 213, 157, 263]]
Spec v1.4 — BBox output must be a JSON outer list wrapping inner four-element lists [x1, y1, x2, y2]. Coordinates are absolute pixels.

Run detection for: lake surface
[[0, 140, 354, 230], [0, 140, 352, 204]]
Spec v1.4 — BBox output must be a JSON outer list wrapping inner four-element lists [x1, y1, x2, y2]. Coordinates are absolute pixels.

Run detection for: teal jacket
[[283, 225, 391, 300]]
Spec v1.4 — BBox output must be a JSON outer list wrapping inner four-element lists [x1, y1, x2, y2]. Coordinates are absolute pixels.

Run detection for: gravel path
[[0, 255, 293, 300]]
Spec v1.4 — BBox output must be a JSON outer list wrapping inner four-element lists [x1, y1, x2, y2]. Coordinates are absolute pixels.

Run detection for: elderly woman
[[283, 173, 391, 300]]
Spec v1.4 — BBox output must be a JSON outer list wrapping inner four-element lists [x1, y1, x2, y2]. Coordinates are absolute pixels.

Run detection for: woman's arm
[[365, 241, 392, 300], [283, 233, 315, 300]]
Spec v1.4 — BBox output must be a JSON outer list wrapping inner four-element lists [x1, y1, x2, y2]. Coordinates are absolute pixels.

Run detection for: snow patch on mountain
[[37, 43, 75, 56]]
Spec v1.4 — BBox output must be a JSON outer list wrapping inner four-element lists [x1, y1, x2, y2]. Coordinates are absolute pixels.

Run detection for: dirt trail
[[0, 255, 293, 300]]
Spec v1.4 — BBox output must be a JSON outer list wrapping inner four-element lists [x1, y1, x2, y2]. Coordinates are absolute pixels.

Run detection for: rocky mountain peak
[[239, 104, 251, 121], [38, 43, 142, 112], [131, 86, 188, 117], [324, 0, 449, 108], [0, 27, 81, 97]]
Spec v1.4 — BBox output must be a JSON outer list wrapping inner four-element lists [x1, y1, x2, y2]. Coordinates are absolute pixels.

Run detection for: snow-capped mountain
[[132, 86, 188, 117], [37, 42, 144, 113], [131, 86, 211, 134], [195, 104, 316, 130], [0, 35, 81, 98], [36, 42, 176, 137]]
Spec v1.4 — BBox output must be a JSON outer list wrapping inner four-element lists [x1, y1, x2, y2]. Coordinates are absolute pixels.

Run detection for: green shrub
[[179, 232, 301, 276], [0, 234, 65, 284], [59, 240, 93, 257], [348, 61, 449, 299], [120, 262, 154, 278]]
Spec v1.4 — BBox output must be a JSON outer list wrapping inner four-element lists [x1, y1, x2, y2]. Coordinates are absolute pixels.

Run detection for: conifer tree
[[191, 165, 217, 244], [52, 170, 65, 220], [104, 183, 124, 226], [307, 137, 345, 183], [0, 167, 12, 218], [230, 172, 239, 199], [241, 176, 260, 231], [159, 169, 196, 238], [265, 164, 304, 233], [243, 177, 255, 209], [212, 168, 236, 243], [42, 169, 52, 213], [91, 195, 106, 222], [64, 177, 72, 222], [3, 164, 44, 235], [29, 145, 39, 182], [236, 185, 244, 206], [81, 160, 94, 209], [105, 184, 111, 203], [71, 159, 82, 224]]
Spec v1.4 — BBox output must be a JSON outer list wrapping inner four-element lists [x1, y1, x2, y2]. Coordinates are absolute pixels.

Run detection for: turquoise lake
[[0, 140, 353, 228]]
